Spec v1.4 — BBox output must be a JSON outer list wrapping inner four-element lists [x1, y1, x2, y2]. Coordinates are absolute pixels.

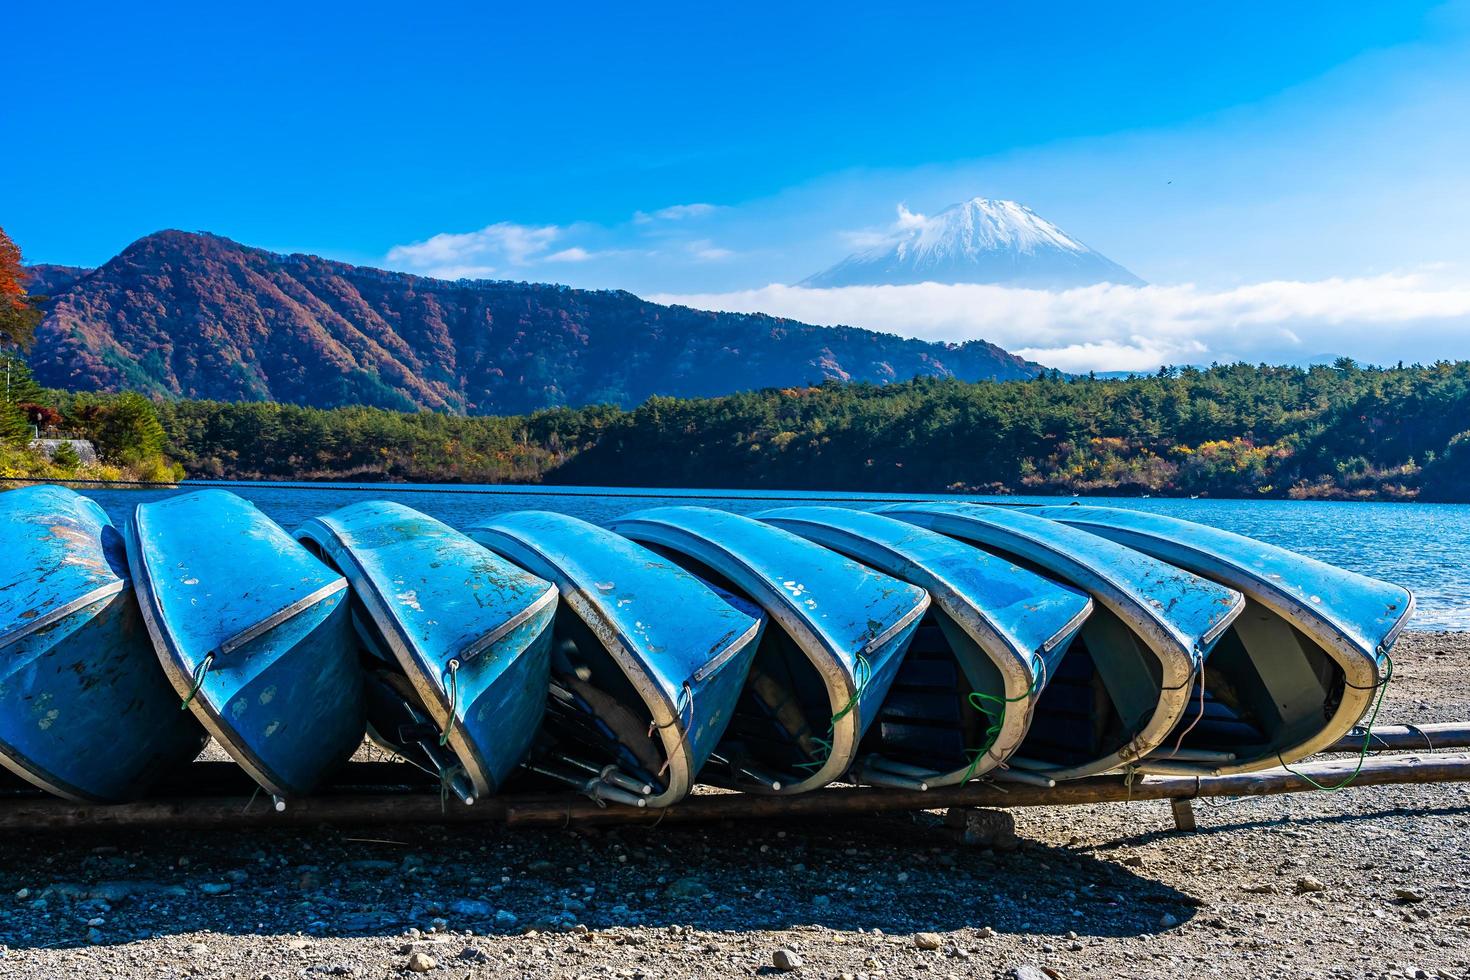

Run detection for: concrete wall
[[29, 439, 99, 465]]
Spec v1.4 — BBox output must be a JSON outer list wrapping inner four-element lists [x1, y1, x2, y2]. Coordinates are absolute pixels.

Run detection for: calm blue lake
[[77, 481, 1470, 632]]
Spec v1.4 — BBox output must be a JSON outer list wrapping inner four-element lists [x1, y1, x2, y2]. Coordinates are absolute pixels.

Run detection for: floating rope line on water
[[180, 653, 214, 711], [795, 653, 873, 773], [1278, 653, 1394, 792], [18, 475, 981, 505], [438, 659, 461, 747], [961, 656, 1049, 782]]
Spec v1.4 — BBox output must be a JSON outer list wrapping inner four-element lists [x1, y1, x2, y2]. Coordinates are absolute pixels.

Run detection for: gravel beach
[[1, 630, 1465, 980]]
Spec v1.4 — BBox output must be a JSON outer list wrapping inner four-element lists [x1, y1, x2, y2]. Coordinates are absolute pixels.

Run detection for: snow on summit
[[800, 197, 1144, 289]]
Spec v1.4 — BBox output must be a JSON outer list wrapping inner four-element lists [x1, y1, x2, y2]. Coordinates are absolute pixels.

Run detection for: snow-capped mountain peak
[[800, 197, 1143, 289]]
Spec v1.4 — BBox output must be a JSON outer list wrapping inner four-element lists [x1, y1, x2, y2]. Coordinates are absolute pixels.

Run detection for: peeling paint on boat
[[126, 490, 364, 799], [0, 485, 204, 803]]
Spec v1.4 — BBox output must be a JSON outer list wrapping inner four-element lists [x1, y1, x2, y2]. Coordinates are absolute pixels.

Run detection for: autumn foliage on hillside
[[0, 227, 25, 309], [25, 230, 1038, 415], [0, 226, 41, 352]]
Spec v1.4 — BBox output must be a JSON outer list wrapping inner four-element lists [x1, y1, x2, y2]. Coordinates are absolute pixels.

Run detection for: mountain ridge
[[802, 197, 1144, 289], [26, 230, 1042, 414]]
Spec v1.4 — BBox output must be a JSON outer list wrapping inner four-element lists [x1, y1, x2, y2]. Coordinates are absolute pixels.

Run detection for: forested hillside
[[25, 231, 1038, 413], [150, 361, 1470, 501]]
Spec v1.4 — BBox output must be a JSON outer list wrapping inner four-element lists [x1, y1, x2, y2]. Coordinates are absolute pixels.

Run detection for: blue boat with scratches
[[296, 502, 558, 804], [296, 504, 555, 801], [126, 490, 365, 802], [757, 506, 1093, 787], [608, 506, 930, 794], [1029, 504, 1413, 772], [468, 511, 765, 807], [0, 486, 205, 802], [880, 501, 1245, 779]]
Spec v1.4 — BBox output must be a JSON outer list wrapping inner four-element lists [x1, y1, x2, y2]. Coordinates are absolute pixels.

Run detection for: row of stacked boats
[[0, 485, 1413, 810]]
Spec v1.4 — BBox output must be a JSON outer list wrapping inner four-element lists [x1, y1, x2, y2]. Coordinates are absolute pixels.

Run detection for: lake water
[[76, 481, 1470, 632]]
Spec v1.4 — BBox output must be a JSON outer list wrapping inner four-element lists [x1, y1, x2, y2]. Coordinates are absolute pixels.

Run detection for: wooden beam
[[1169, 797, 1197, 832], [0, 751, 1465, 831], [1325, 722, 1470, 754]]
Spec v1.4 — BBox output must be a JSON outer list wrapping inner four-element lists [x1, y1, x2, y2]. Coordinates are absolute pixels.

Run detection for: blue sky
[[7, 1, 1470, 369]]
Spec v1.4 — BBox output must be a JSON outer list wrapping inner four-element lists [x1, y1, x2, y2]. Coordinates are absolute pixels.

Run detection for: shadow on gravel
[[1096, 802, 1470, 851], [0, 811, 1198, 950]]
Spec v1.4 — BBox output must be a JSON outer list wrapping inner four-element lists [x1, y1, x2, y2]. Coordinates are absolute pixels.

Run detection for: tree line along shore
[[4, 358, 1469, 501]]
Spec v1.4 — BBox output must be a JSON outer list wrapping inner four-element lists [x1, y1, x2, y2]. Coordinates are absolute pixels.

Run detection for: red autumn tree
[[0, 226, 41, 350], [0, 227, 25, 308]]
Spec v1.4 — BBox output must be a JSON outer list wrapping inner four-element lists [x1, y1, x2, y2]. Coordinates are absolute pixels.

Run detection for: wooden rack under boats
[[1, 722, 1465, 833]]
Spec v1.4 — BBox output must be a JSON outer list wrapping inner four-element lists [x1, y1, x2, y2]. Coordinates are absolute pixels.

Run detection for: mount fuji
[[800, 198, 1144, 289]]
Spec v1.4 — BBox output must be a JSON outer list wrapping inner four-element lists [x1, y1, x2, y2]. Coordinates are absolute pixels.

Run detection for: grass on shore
[[0, 444, 184, 485]]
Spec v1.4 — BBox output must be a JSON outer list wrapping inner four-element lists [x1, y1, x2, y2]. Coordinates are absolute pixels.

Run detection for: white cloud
[[837, 202, 941, 252], [410, 264, 499, 281], [649, 273, 1470, 371], [686, 239, 734, 262], [544, 247, 594, 263], [633, 203, 721, 224], [385, 221, 562, 278]]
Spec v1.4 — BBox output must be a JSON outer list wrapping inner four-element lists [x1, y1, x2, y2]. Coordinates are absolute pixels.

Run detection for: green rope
[[793, 654, 872, 772], [959, 658, 1049, 782], [438, 659, 461, 747], [180, 653, 214, 711], [1279, 653, 1394, 792]]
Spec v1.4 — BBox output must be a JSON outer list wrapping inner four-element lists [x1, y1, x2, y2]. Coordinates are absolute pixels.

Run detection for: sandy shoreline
[[0, 630, 1465, 979]]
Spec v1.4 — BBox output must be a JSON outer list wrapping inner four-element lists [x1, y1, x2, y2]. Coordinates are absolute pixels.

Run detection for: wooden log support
[[1170, 797, 1198, 832], [1325, 722, 1470, 754], [944, 807, 1020, 849], [0, 750, 1465, 832]]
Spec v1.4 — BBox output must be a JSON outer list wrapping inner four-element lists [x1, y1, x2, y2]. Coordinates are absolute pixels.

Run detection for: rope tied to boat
[[793, 653, 873, 773], [1168, 658, 1208, 756], [1279, 652, 1394, 793], [180, 653, 214, 711], [647, 683, 695, 779], [438, 659, 461, 747], [960, 656, 1049, 783], [648, 682, 695, 736]]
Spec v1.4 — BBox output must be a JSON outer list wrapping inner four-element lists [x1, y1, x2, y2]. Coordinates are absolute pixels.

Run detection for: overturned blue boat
[[296, 502, 558, 804], [1029, 505, 1413, 771], [127, 490, 365, 802], [881, 502, 1245, 779], [608, 506, 930, 794], [0, 486, 205, 802], [758, 506, 1093, 788], [469, 511, 764, 807]]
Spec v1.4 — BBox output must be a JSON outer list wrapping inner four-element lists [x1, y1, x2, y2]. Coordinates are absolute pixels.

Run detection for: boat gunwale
[[0, 728, 99, 803], [0, 579, 127, 650]]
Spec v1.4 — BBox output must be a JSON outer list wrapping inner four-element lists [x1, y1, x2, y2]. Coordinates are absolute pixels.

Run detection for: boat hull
[[758, 506, 1093, 786], [1030, 505, 1413, 772], [0, 486, 205, 802], [469, 510, 763, 807], [296, 501, 557, 799], [127, 490, 365, 798], [880, 502, 1244, 779], [608, 506, 929, 794]]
